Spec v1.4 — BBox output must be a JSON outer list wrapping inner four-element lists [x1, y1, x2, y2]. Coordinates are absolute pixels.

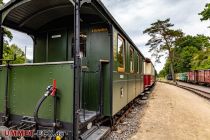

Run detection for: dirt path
[[130, 82, 210, 140]]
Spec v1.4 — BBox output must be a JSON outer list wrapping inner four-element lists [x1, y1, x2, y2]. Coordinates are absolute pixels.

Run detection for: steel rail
[[159, 81, 210, 100]]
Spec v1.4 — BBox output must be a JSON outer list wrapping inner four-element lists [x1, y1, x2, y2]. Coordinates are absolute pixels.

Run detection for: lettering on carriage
[[92, 28, 108, 33]]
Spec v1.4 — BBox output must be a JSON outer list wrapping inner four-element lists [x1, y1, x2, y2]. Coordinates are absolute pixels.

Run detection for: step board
[[140, 92, 145, 96], [80, 126, 110, 140], [141, 96, 148, 100], [145, 91, 151, 94]]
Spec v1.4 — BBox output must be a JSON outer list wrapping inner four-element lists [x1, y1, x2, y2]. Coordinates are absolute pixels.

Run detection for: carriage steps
[[80, 125, 110, 140]]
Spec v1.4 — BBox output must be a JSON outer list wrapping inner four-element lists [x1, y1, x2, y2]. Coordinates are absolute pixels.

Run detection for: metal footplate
[[80, 126, 110, 140]]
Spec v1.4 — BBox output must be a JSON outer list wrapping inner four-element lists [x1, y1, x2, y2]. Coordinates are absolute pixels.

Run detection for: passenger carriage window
[[130, 47, 134, 73], [117, 35, 125, 72], [72, 33, 87, 58]]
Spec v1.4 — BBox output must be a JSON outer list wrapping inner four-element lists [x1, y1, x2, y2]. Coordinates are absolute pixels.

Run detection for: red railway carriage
[[197, 70, 210, 84], [144, 75, 151, 88], [204, 70, 210, 83], [144, 58, 155, 89], [187, 71, 198, 83], [198, 70, 205, 83], [177, 69, 210, 86]]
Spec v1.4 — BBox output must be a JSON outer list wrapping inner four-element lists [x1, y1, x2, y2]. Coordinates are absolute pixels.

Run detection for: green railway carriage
[[0, 0, 145, 139]]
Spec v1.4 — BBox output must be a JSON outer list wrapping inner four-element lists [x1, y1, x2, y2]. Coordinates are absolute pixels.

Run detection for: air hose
[[34, 85, 61, 128]]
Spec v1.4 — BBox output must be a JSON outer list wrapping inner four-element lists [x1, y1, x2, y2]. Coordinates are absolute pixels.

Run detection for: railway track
[[159, 81, 210, 100]]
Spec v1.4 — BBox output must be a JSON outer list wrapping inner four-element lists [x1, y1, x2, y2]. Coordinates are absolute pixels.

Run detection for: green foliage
[[0, 0, 24, 64], [158, 59, 170, 77], [176, 35, 210, 50], [4, 28, 13, 40], [3, 43, 25, 64], [158, 59, 171, 77], [174, 46, 198, 72], [160, 34, 210, 76], [199, 3, 210, 21], [174, 35, 210, 71], [143, 19, 183, 62], [143, 18, 183, 81], [191, 48, 210, 70]]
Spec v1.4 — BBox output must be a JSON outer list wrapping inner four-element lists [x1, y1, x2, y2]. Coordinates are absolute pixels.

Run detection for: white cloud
[[6, 29, 33, 60]]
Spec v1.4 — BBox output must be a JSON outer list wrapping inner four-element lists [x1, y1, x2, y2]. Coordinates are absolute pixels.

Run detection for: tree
[[3, 43, 25, 64], [175, 35, 210, 50], [0, 0, 26, 64], [160, 34, 210, 74], [175, 46, 198, 72], [173, 35, 210, 72], [191, 48, 210, 70], [199, 3, 210, 21], [143, 18, 183, 82], [158, 59, 171, 78]]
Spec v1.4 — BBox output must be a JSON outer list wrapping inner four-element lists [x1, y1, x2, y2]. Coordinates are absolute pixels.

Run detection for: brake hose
[[34, 85, 60, 128]]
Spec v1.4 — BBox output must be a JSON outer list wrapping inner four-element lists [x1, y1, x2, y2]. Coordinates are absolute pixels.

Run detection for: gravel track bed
[[106, 96, 150, 140]]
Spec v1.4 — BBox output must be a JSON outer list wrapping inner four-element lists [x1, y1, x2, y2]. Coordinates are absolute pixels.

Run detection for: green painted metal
[[48, 30, 68, 62], [82, 28, 111, 116], [0, 67, 5, 113], [34, 34, 47, 63], [0, 63, 74, 123], [134, 51, 140, 96], [33, 25, 112, 116], [135, 74, 141, 96], [112, 28, 144, 116], [112, 72, 128, 115], [1, 25, 144, 119], [34, 30, 68, 63], [127, 74, 136, 103]]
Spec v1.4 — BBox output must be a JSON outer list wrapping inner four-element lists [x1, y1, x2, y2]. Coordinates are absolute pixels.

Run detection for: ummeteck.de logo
[[0, 126, 33, 139], [0, 126, 12, 140], [0, 126, 65, 139]]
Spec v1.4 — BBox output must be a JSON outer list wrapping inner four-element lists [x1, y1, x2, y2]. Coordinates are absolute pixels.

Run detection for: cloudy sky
[[3, 0, 210, 72]]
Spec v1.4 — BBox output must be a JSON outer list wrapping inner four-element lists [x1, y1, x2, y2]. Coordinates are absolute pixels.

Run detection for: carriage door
[[48, 30, 68, 62]]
